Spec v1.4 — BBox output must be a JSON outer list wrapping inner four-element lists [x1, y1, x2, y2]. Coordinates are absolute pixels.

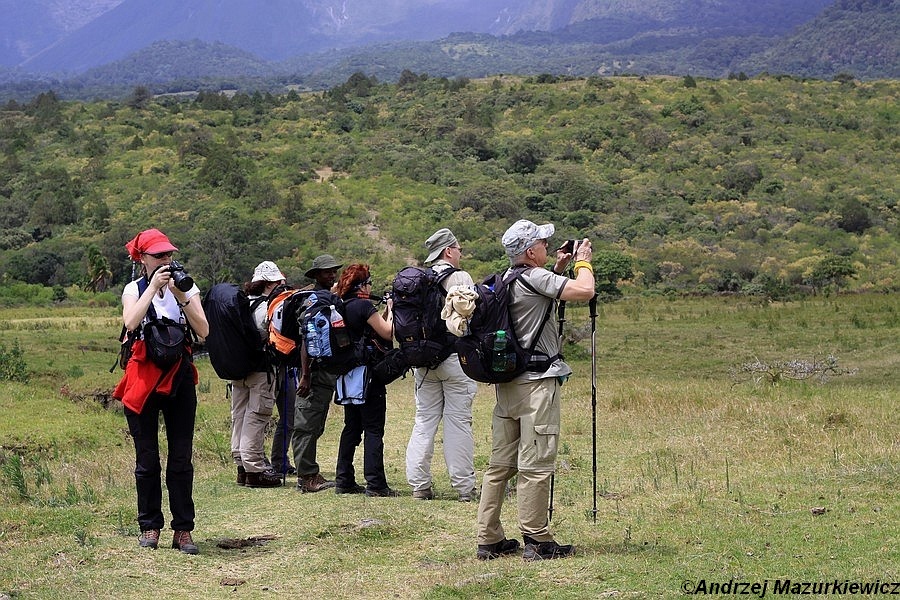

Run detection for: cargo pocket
[[532, 423, 560, 467]]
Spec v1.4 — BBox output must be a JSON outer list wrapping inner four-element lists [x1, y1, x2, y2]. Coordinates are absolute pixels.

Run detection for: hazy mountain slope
[[739, 0, 900, 78], [14, 0, 836, 75], [495, 0, 834, 34], [18, 0, 516, 74], [21, 0, 324, 74], [76, 40, 279, 87], [0, 3, 64, 66], [0, 0, 123, 67]]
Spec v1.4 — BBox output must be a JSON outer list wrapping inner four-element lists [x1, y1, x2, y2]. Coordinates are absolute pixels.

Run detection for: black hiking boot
[[522, 536, 575, 561], [245, 470, 283, 488], [476, 538, 520, 560]]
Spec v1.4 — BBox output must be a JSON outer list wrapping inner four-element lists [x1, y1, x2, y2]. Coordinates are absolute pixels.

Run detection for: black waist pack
[[372, 348, 409, 385], [143, 317, 186, 369]]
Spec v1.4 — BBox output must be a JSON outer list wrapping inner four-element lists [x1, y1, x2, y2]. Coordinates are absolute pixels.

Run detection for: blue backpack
[[299, 291, 359, 375]]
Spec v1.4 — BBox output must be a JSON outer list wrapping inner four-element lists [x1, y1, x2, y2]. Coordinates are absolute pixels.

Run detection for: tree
[[808, 255, 857, 292], [506, 139, 543, 174], [721, 162, 763, 195], [593, 250, 634, 299], [84, 244, 112, 292], [837, 198, 871, 234], [127, 86, 153, 110]]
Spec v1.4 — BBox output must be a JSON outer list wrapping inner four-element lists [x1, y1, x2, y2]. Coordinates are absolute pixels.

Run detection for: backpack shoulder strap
[[433, 265, 459, 283], [139, 275, 197, 344], [136, 276, 158, 321], [433, 266, 460, 296], [249, 295, 267, 313], [505, 266, 555, 356]]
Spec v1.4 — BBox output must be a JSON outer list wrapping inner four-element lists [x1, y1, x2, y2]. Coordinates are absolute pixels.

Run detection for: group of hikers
[[112, 219, 596, 561]]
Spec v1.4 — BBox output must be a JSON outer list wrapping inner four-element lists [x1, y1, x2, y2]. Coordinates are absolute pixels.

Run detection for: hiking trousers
[[292, 367, 337, 477], [271, 367, 297, 474], [230, 370, 275, 473], [125, 361, 196, 533], [335, 379, 388, 491], [405, 355, 477, 495], [476, 376, 561, 545]]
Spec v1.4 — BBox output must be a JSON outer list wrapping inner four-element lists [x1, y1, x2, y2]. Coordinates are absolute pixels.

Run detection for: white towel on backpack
[[442, 285, 478, 337]]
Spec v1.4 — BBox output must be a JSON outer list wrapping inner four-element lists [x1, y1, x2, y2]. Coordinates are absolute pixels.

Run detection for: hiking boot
[[138, 529, 160, 549], [245, 470, 283, 488], [412, 487, 434, 500], [476, 538, 520, 560], [236, 465, 246, 486], [364, 487, 400, 497], [297, 473, 336, 493], [458, 490, 475, 503], [335, 483, 366, 495], [522, 538, 575, 561], [171, 530, 199, 555]]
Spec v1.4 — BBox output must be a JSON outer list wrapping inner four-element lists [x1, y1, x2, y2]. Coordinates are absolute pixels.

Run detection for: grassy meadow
[[0, 293, 897, 599]]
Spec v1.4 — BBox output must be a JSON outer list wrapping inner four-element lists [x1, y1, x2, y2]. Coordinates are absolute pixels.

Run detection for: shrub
[[0, 339, 29, 382]]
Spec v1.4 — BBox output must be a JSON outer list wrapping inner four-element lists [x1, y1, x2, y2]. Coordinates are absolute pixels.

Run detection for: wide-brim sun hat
[[252, 260, 285, 283], [305, 254, 342, 278]]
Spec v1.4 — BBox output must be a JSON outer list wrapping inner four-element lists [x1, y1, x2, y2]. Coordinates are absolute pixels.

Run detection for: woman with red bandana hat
[[113, 228, 209, 555]]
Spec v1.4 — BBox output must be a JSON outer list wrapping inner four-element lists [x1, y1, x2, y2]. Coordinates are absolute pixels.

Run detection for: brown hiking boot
[[412, 487, 434, 500], [297, 472, 336, 493], [236, 465, 246, 486], [245, 470, 283, 488], [171, 530, 199, 555], [138, 529, 160, 549]]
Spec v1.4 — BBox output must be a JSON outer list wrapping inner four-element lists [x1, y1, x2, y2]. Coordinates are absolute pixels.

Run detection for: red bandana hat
[[125, 229, 179, 261]]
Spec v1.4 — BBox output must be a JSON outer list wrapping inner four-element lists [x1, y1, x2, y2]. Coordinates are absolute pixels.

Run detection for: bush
[[0, 340, 29, 383]]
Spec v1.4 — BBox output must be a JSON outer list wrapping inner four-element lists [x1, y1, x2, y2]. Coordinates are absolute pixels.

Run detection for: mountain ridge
[[2, 0, 897, 102], [10, 0, 833, 74]]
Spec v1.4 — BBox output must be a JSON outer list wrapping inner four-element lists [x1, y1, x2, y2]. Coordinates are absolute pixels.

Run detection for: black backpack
[[298, 290, 360, 375], [454, 266, 556, 384], [391, 265, 458, 369], [202, 283, 268, 380]]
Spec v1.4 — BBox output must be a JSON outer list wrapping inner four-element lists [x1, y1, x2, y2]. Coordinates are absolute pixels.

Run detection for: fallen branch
[[730, 355, 856, 386]]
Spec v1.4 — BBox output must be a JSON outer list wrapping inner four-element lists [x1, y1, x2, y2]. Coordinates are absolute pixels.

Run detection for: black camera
[[559, 239, 581, 255], [166, 260, 194, 292]]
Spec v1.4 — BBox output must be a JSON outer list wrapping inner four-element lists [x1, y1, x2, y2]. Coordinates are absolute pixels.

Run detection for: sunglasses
[[145, 251, 173, 259]]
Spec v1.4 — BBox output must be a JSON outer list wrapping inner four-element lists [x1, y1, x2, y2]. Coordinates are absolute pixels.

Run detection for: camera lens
[[172, 270, 194, 292]]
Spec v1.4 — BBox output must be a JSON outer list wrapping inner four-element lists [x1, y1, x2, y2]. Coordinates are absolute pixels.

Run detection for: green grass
[[0, 294, 897, 599]]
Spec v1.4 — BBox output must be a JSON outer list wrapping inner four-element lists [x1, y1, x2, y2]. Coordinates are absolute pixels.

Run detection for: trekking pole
[[548, 295, 567, 523], [589, 293, 598, 524], [280, 366, 290, 485]]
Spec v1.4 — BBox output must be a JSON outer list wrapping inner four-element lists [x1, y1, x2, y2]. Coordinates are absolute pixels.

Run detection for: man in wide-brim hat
[[291, 254, 344, 493]]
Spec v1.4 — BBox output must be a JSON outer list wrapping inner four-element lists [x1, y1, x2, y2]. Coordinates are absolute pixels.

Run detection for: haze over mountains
[[0, 0, 896, 99]]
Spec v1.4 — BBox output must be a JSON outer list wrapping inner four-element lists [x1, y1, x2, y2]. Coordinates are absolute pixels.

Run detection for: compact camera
[[166, 260, 194, 292], [558, 239, 581, 255]]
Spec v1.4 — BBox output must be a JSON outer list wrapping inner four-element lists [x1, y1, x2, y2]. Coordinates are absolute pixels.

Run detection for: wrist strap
[[574, 260, 593, 275]]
